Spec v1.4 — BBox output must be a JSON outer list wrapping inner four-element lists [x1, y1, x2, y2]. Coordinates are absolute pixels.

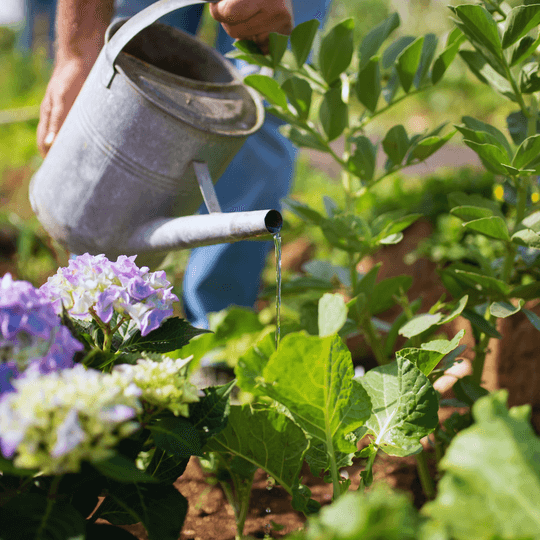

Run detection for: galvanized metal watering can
[[29, 0, 282, 262]]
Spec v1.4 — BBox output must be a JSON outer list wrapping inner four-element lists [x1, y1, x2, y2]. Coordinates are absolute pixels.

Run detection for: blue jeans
[[114, 0, 331, 329]]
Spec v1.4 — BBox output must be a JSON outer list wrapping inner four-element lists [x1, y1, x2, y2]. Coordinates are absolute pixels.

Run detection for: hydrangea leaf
[[318, 293, 348, 337], [204, 405, 313, 512], [149, 416, 202, 459], [356, 356, 439, 456], [424, 391, 540, 539], [94, 454, 159, 483]]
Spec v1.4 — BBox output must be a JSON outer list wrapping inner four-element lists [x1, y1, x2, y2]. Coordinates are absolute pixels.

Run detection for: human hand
[[37, 57, 94, 157], [209, 0, 293, 55]]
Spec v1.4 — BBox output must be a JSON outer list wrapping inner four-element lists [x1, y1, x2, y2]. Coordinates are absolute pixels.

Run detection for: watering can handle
[[103, 0, 219, 87]]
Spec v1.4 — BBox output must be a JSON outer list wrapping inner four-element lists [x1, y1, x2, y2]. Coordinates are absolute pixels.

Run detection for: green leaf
[[425, 391, 540, 539], [382, 36, 416, 69], [318, 293, 348, 337], [356, 56, 381, 112], [94, 454, 159, 483], [244, 74, 288, 109], [455, 270, 510, 297], [149, 416, 202, 459], [368, 275, 413, 315], [280, 125, 328, 152], [524, 308, 540, 332], [230, 40, 273, 67], [462, 308, 502, 338], [347, 136, 377, 181], [460, 116, 513, 157], [0, 495, 86, 540], [382, 125, 409, 165], [510, 34, 540, 66], [512, 228, 540, 248], [247, 333, 372, 470], [396, 36, 425, 93], [463, 216, 510, 241], [513, 134, 540, 170], [290, 19, 320, 68], [511, 281, 540, 301], [409, 131, 456, 162], [521, 61, 540, 94], [490, 300, 523, 318], [319, 87, 348, 141], [204, 405, 312, 509], [502, 4, 540, 49], [453, 4, 502, 56], [432, 36, 465, 85], [268, 32, 289, 68], [450, 205, 494, 222], [359, 12, 400, 69], [399, 313, 443, 339], [235, 332, 275, 396], [441, 296, 469, 324], [120, 317, 210, 354], [281, 77, 312, 121], [452, 375, 489, 407], [356, 356, 439, 456], [319, 18, 355, 84], [397, 348, 446, 377], [459, 50, 515, 100], [462, 140, 511, 175], [321, 213, 372, 253], [414, 34, 438, 88], [145, 449, 189, 485], [421, 329, 466, 355]]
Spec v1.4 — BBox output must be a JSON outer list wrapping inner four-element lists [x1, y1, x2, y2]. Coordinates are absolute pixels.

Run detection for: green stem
[[360, 316, 389, 365], [234, 476, 254, 540], [527, 94, 538, 137], [36, 476, 62, 540], [415, 450, 436, 500], [471, 303, 494, 385], [325, 427, 341, 500], [89, 307, 113, 352], [358, 446, 377, 491], [502, 55, 528, 118]]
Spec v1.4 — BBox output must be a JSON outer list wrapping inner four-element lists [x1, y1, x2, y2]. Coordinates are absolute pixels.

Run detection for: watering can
[[29, 0, 282, 264]]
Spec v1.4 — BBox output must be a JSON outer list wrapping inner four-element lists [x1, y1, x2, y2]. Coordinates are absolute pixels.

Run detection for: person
[[37, 0, 332, 329], [18, 0, 57, 56]]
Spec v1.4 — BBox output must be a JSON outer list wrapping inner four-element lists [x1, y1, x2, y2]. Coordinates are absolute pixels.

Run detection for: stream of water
[[273, 232, 282, 348]]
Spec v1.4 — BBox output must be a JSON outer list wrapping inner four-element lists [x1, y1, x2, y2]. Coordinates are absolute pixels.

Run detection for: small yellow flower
[[494, 185, 504, 201], [532, 192, 539, 204]]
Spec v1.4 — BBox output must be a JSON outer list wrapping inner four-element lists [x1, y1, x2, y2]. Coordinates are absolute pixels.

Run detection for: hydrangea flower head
[[0, 364, 142, 474], [40, 254, 178, 336], [0, 273, 83, 393], [112, 355, 199, 417]]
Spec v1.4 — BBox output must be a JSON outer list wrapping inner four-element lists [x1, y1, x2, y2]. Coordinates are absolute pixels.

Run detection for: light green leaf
[[513, 134, 540, 170], [432, 35, 465, 85], [356, 356, 439, 456], [379, 232, 403, 245], [268, 32, 289, 68], [454, 270, 510, 297], [318, 293, 348, 337], [463, 216, 510, 241], [462, 140, 512, 175], [282, 77, 312, 121], [319, 18, 355, 84], [204, 405, 311, 507], [251, 333, 372, 470], [421, 329, 466, 355], [235, 332, 275, 396], [424, 391, 540, 539], [290, 19, 320, 68], [512, 228, 540, 248], [490, 300, 523, 318], [399, 313, 443, 339], [359, 12, 400, 69], [281, 125, 328, 152], [522, 210, 540, 232], [356, 56, 381, 112], [453, 4, 502, 56], [450, 205, 494, 222], [409, 131, 456, 162], [396, 36, 425, 92], [230, 39, 273, 67], [382, 124, 409, 165], [502, 4, 540, 49], [461, 116, 513, 157], [244, 74, 288, 109], [382, 36, 416, 69], [347, 136, 377, 181], [440, 296, 469, 324], [397, 348, 446, 377], [319, 87, 348, 141]]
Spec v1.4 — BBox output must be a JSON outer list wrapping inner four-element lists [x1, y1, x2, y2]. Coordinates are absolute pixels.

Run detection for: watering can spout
[[125, 209, 282, 254]]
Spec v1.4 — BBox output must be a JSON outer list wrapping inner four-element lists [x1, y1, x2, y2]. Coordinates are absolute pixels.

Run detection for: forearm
[[55, 0, 114, 62]]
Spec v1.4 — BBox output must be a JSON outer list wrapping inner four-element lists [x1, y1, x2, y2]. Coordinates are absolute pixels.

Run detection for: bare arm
[[37, 0, 113, 156]]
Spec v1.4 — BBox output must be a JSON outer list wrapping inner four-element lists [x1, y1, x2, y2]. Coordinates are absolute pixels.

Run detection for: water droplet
[[203, 426, 209, 433], [354, 365, 365, 378], [265, 507, 272, 514]]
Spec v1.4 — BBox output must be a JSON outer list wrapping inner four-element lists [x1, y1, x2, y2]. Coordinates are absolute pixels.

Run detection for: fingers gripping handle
[[103, 0, 219, 87]]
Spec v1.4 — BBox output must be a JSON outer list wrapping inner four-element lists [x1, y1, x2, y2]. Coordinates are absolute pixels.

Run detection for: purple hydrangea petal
[[126, 278, 155, 301], [51, 409, 85, 458], [139, 308, 173, 336], [100, 404, 136, 423], [0, 363, 18, 395]]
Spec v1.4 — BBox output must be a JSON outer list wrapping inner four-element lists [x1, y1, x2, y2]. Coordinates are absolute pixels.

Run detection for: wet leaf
[[318, 293, 348, 337]]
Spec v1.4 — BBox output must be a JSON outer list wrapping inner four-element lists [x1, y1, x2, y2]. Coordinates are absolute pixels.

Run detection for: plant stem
[[471, 303, 494, 385], [360, 316, 389, 365], [502, 55, 529, 118], [415, 450, 436, 500], [325, 427, 341, 500], [36, 476, 62, 540], [234, 476, 254, 540]]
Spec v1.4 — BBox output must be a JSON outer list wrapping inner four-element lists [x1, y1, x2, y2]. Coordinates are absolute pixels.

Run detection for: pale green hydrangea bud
[[112, 356, 199, 417], [0, 364, 142, 474]]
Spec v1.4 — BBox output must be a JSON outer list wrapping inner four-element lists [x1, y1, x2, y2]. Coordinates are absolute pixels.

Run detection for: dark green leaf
[[432, 35, 465, 85], [462, 140, 511, 175], [281, 76, 312, 121], [347, 136, 377, 181], [244, 74, 288, 109], [450, 205, 494, 222], [519, 62, 540, 94], [321, 213, 372, 253], [149, 416, 202, 458], [359, 12, 400, 69], [463, 216, 510, 241], [120, 317, 210, 354], [513, 134, 540, 170], [454, 270, 510, 297], [502, 4, 540, 49], [282, 197, 325, 225], [356, 56, 381, 112], [396, 36, 425, 92], [145, 449, 189, 484], [227, 51, 273, 68], [453, 4, 503, 55], [452, 375, 489, 406], [290, 19, 320, 68], [94, 454, 159, 483], [507, 110, 540, 146], [353, 262, 381, 298], [461, 116, 513, 157], [511, 281, 540, 300], [382, 124, 409, 165], [524, 308, 540, 332], [510, 35, 540, 66], [268, 32, 289, 68], [459, 50, 515, 100], [414, 34, 438, 88], [409, 131, 456, 162], [382, 36, 416, 69], [319, 18, 355, 84], [280, 125, 328, 152], [462, 309, 502, 338], [0, 495, 86, 540], [319, 87, 348, 141], [368, 275, 413, 315], [382, 68, 400, 104]]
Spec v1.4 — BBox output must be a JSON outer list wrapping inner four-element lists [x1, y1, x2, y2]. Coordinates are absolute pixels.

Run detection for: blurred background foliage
[[0, 0, 499, 291]]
